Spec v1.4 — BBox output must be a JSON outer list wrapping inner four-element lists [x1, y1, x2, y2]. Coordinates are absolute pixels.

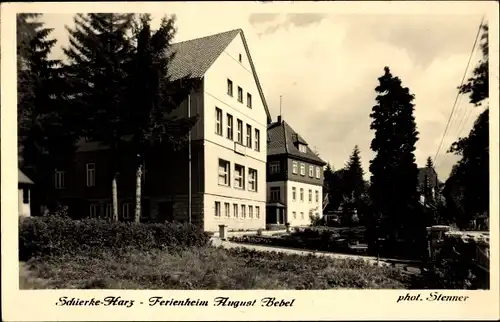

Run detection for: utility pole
[[279, 95, 282, 117]]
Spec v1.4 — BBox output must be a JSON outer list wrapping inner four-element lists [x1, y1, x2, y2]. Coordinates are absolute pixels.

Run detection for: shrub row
[[19, 215, 210, 261]]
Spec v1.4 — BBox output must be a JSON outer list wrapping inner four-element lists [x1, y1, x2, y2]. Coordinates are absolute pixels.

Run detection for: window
[[316, 166, 321, 179], [299, 144, 307, 153], [227, 114, 233, 140], [237, 119, 243, 144], [247, 93, 252, 108], [241, 205, 246, 218], [105, 204, 112, 219], [215, 201, 221, 217], [235, 164, 245, 189], [233, 204, 238, 218], [270, 187, 280, 201], [54, 170, 65, 189], [269, 161, 280, 174], [309, 165, 314, 177], [215, 107, 223, 135], [90, 204, 99, 218], [227, 79, 233, 96], [246, 124, 252, 148], [248, 168, 258, 192], [122, 203, 131, 220], [300, 188, 304, 202], [300, 212, 304, 219], [315, 190, 319, 203], [300, 163, 305, 176], [238, 53, 242, 62], [292, 161, 298, 174], [218, 159, 230, 186], [256, 206, 260, 219], [308, 189, 312, 203], [22, 188, 29, 204], [237, 86, 243, 102], [254, 129, 260, 151], [224, 202, 230, 218], [292, 187, 296, 201], [86, 163, 95, 187], [249, 206, 253, 218]]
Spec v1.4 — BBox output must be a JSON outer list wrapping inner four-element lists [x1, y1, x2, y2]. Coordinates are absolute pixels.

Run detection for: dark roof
[[167, 29, 272, 123], [18, 169, 34, 185], [418, 167, 438, 188], [267, 120, 326, 165]]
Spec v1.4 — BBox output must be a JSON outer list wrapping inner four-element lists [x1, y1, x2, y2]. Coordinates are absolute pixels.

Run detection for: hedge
[[19, 215, 210, 261]]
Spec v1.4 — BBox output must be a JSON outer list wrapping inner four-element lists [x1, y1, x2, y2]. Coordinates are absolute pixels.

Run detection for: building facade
[[18, 169, 34, 217], [266, 117, 326, 227], [53, 29, 271, 232]]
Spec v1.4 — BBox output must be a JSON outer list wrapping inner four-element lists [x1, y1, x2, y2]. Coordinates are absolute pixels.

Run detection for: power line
[[433, 15, 484, 166]]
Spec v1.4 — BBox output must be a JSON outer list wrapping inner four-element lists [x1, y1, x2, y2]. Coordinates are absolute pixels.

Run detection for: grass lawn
[[20, 246, 415, 289]]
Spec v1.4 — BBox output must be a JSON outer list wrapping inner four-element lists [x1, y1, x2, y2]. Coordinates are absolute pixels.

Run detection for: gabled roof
[[167, 29, 272, 123], [18, 169, 34, 185], [267, 119, 326, 165]]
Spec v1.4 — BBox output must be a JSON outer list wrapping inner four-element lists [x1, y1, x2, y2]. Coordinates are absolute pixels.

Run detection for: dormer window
[[298, 144, 307, 153]]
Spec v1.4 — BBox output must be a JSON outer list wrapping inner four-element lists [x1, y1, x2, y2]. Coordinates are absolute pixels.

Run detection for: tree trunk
[[112, 173, 119, 221], [134, 163, 143, 223]]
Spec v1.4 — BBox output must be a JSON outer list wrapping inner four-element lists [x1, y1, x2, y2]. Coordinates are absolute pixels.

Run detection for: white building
[[18, 169, 34, 217], [266, 116, 326, 227]]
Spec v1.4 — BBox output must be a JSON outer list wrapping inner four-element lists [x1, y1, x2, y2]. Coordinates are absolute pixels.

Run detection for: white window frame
[[54, 169, 65, 189], [300, 212, 304, 219], [293, 211, 297, 219], [270, 161, 280, 174], [241, 205, 246, 218], [254, 128, 260, 151], [248, 168, 257, 192], [218, 159, 230, 186], [215, 107, 223, 136], [233, 203, 238, 218], [237, 119, 243, 144], [224, 202, 230, 218], [248, 205, 253, 218], [308, 189, 312, 203], [122, 202, 132, 220], [292, 187, 296, 201], [215, 201, 221, 217], [256, 206, 260, 219], [227, 113, 233, 140], [300, 188, 304, 202], [309, 165, 314, 177], [292, 161, 298, 174], [227, 79, 233, 96], [246, 124, 252, 148], [299, 144, 307, 153], [247, 92, 252, 108], [300, 163, 305, 176], [234, 164, 245, 189], [237, 86, 243, 103], [316, 166, 321, 179], [316, 190, 319, 203], [86, 163, 96, 187]]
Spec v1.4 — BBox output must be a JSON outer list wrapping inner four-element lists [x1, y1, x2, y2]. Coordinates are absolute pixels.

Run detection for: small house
[[18, 169, 34, 217]]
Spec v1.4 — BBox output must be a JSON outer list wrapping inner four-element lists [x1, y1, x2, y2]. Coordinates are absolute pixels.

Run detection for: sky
[[38, 3, 491, 181]]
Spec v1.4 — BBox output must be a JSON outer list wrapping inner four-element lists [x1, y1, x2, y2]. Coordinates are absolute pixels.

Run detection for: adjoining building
[[53, 29, 270, 232], [266, 116, 327, 227]]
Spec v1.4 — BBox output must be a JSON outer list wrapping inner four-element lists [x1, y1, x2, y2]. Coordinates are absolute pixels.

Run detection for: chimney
[[277, 115, 282, 123]]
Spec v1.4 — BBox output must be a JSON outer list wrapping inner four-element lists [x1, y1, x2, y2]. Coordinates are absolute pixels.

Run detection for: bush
[[19, 216, 210, 261]]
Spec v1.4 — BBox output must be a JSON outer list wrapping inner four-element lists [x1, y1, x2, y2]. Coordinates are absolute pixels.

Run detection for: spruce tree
[[425, 156, 434, 169], [64, 13, 135, 221], [369, 66, 419, 241], [344, 145, 365, 201], [17, 13, 79, 214], [127, 14, 198, 222], [446, 23, 489, 228]]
